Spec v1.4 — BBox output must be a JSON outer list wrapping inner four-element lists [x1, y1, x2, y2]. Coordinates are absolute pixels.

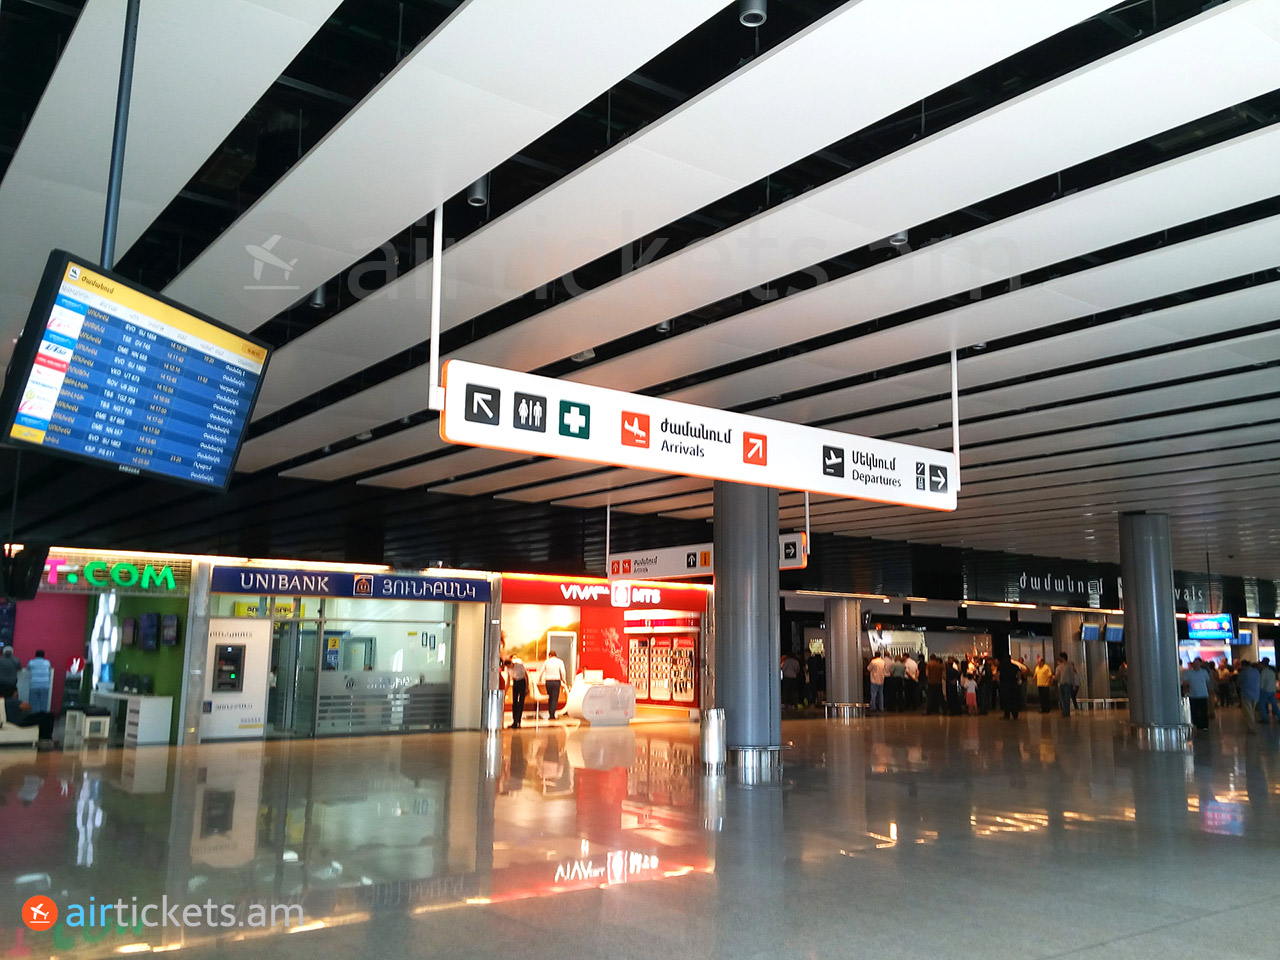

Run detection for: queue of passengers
[[866, 652, 1082, 719]]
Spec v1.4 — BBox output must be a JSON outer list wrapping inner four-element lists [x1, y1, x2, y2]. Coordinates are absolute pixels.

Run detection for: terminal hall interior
[[0, 2, 1279, 959]]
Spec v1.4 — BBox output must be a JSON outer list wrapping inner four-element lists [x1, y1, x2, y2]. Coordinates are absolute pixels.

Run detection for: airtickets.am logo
[[23, 895, 57, 931]]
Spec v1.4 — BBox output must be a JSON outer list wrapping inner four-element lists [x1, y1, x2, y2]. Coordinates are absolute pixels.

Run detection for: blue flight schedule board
[[1, 250, 270, 490]]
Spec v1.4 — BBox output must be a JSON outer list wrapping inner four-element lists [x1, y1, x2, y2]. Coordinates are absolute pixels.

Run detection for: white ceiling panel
[[278, 423, 448, 482], [498, 469, 667, 503], [360, 447, 534, 490], [430, 458, 595, 496], [618, 492, 723, 515], [674, 212, 1280, 411], [250, 0, 1117, 417], [553, 475, 715, 509], [0, 0, 341, 358], [164, 0, 730, 333], [822, 329, 1280, 439], [561, 5, 1280, 392]]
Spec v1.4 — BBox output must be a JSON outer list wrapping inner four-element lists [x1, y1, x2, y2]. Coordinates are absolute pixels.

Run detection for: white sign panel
[[441, 361, 956, 510], [199, 618, 271, 740], [609, 532, 807, 579]]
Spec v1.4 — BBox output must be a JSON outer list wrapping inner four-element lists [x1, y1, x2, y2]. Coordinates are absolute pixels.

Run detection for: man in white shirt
[[542, 652, 567, 720], [904, 654, 920, 711], [868, 654, 887, 713]]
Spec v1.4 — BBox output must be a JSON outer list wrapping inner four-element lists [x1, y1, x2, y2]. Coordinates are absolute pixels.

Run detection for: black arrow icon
[[464, 384, 500, 425]]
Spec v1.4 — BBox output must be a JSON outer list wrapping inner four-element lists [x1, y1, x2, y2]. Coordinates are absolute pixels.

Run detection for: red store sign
[[501, 574, 709, 612]]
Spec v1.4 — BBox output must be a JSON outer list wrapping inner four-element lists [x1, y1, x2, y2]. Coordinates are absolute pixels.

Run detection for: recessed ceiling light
[[355, 431, 373, 441]]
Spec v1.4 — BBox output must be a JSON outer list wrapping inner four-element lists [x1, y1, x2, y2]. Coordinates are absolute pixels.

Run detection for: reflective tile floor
[[3, 711, 1279, 959]]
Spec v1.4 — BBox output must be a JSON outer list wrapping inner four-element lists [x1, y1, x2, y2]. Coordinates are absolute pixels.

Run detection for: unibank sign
[[210, 566, 491, 603]]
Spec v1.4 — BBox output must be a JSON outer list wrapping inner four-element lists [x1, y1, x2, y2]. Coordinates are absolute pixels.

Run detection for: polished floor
[[3, 709, 1279, 960]]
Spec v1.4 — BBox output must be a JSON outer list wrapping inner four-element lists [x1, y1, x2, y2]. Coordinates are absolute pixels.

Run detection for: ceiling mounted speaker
[[308, 285, 325, 309], [466, 174, 489, 207], [739, 0, 766, 27], [889, 229, 909, 247]]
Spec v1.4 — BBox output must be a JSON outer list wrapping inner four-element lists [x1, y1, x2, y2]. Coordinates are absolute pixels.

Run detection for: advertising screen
[[1, 250, 270, 490], [1187, 612, 1233, 641]]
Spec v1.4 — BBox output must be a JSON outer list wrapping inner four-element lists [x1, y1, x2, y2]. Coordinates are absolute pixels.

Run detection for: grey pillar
[[825, 598, 863, 704], [713, 481, 781, 779], [1119, 512, 1188, 747], [177, 561, 213, 745]]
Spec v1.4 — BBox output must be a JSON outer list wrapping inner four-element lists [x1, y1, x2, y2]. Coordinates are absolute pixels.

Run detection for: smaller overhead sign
[[609, 533, 807, 580], [440, 361, 956, 510]]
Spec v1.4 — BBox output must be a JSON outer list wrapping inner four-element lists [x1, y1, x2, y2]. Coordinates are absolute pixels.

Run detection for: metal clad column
[[1119, 512, 1188, 748], [713, 481, 781, 780], [825, 598, 863, 704]]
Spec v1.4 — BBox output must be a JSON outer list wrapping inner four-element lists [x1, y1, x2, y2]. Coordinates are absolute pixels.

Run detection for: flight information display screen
[[1, 250, 270, 490]]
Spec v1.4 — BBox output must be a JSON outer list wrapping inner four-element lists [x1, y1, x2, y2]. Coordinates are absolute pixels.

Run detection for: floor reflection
[[3, 713, 1280, 959]]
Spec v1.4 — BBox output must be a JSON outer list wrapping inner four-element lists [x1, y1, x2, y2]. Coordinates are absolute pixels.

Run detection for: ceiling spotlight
[[656, 319, 672, 334], [355, 430, 373, 441], [466, 174, 489, 208], [889, 229, 909, 247], [570, 347, 596, 363], [739, 0, 767, 27], [308, 285, 325, 309]]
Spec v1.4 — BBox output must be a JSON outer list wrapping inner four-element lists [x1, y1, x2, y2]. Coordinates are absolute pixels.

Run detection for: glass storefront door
[[268, 619, 322, 739]]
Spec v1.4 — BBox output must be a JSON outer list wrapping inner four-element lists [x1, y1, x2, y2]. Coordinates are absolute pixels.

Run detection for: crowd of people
[[1182, 656, 1280, 734], [779, 650, 826, 707], [867, 651, 1085, 719]]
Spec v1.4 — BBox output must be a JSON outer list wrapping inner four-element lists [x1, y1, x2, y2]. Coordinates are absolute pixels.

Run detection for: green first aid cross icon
[[559, 400, 591, 439]]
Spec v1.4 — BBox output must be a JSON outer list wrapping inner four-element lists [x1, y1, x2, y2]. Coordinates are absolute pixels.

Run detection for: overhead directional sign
[[608, 533, 808, 580], [441, 360, 957, 510]]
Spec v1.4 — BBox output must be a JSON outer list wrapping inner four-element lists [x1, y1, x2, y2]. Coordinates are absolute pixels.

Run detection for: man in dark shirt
[[998, 656, 1025, 720], [2, 683, 54, 744]]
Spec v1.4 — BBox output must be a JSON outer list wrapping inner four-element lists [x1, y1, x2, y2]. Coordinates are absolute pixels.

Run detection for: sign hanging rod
[[428, 204, 445, 411]]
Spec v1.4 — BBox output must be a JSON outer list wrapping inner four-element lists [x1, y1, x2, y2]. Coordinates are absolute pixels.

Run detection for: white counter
[[91, 691, 172, 746]]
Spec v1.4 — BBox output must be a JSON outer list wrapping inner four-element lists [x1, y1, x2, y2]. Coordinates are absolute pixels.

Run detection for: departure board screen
[[1, 250, 270, 490]]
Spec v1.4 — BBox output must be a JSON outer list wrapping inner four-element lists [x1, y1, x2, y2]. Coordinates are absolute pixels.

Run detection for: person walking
[[998, 655, 1024, 720], [945, 658, 963, 715], [904, 653, 920, 711], [868, 652, 887, 713], [925, 655, 945, 716], [1182, 657, 1212, 732], [25, 649, 53, 714], [506, 656, 528, 729], [976, 658, 995, 715], [1237, 659, 1261, 735], [0, 647, 19, 690], [888, 656, 906, 712], [1256, 658, 1279, 727], [1054, 653, 1075, 718], [1034, 656, 1054, 714], [541, 650, 567, 720]]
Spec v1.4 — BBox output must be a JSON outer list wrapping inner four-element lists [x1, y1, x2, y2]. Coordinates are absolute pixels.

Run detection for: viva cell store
[[205, 564, 494, 740], [498, 575, 711, 719]]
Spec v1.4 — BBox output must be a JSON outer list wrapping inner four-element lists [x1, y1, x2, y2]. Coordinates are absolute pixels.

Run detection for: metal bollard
[[701, 708, 726, 773], [484, 688, 504, 733]]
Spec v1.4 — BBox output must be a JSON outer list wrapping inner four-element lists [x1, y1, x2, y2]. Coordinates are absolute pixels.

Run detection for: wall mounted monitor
[[139, 612, 159, 651], [1080, 623, 1101, 642], [0, 250, 270, 491], [1104, 625, 1123, 643], [1187, 612, 1233, 641], [161, 613, 179, 646], [1237, 629, 1253, 646], [121, 617, 136, 646]]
